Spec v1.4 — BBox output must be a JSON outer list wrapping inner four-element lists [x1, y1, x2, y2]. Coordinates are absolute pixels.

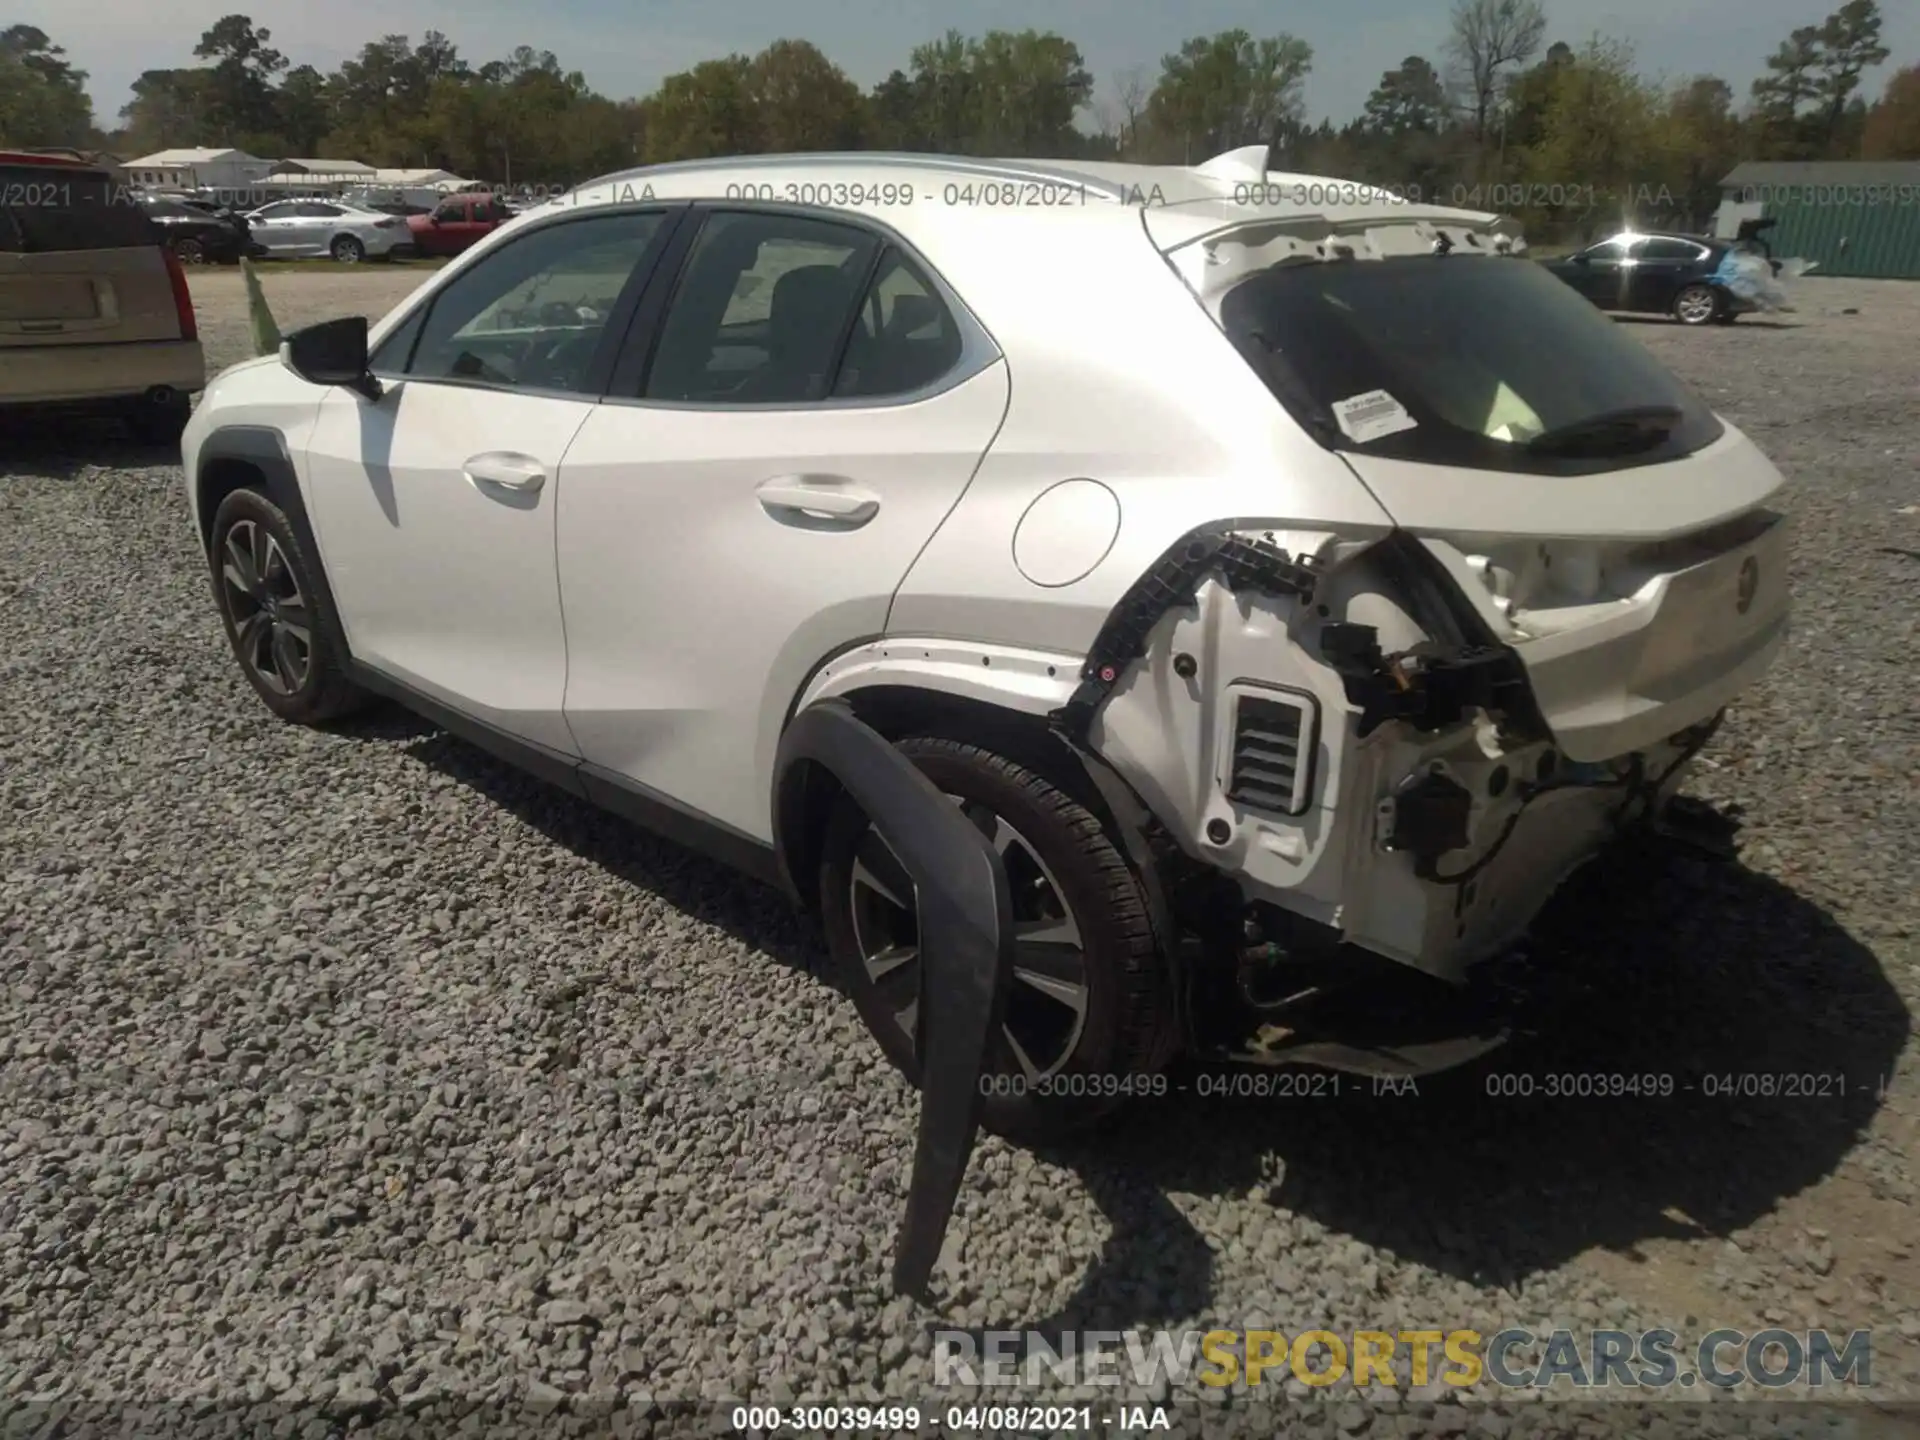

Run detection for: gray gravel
[[1, 268, 1916, 1435]]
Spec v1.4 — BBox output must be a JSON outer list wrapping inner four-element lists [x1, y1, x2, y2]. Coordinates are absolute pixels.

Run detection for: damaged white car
[[181, 147, 1791, 1141]]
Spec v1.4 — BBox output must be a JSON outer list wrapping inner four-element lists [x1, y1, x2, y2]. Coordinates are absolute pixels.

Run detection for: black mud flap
[[774, 701, 1014, 1300]]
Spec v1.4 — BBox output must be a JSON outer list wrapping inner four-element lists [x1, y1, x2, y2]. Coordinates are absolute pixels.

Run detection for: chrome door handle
[[464, 452, 546, 495], [755, 475, 880, 525]]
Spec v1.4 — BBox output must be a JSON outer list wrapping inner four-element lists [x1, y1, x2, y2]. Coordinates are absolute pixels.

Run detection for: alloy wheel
[[1676, 287, 1717, 325], [174, 238, 205, 264], [848, 795, 1091, 1082], [219, 520, 312, 696]]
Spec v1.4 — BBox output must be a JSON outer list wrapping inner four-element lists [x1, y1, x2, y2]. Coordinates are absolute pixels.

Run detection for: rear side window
[[1, 166, 157, 252], [642, 211, 880, 405], [1641, 238, 1705, 260], [1218, 253, 1724, 475], [833, 249, 964, 398]]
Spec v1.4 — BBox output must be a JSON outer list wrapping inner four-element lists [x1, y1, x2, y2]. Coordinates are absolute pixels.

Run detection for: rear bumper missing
[[1070, 523, 1756, 998]]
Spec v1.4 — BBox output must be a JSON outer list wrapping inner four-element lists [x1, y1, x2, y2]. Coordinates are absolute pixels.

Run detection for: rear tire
[[208, 488, 371, 725], [818, 736, 1172, 1142], [172, 237, 206, 265], [1673, 283, 1720, 326], [331, 235, 365, 264]]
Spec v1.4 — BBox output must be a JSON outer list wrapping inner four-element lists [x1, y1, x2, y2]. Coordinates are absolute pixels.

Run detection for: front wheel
[[1673, 283, 1720, 326], [819, 737, 1172, 1142], [331, 235, 365, 264], [208, 488, 371, 724], [172, 237, 206, 265]]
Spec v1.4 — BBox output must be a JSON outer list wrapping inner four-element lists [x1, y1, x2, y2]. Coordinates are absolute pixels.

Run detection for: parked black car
[[136, 195, 262, 265], [1540, 225, 1782, 326]]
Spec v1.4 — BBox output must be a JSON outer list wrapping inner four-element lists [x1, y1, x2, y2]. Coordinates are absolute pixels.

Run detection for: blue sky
[[20, 0, 1917, 134]]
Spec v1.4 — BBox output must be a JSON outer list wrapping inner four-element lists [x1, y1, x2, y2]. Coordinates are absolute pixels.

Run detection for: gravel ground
[[1, 268, 1916, 1436]]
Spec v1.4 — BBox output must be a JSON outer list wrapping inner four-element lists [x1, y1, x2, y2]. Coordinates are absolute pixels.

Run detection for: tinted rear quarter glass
[[1, 166, 157, 252]]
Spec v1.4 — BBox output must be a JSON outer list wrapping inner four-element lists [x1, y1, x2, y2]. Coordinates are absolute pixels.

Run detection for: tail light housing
[[162, 245, 198, 341]]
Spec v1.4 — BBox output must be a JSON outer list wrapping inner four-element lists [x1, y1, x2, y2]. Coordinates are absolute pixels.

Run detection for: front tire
[[172, 237, 206, 265], [208, 488, 371, 725], [331, 235, 365, 264], [819, 737, 1171, 1141], [1673, 283, 1720, 326]]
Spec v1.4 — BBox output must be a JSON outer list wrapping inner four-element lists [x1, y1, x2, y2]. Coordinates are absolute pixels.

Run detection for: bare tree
[[1444, 0, 1546, 146], [1113, 65, 1148, 156]]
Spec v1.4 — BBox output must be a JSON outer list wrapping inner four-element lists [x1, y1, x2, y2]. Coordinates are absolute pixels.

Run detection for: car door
[[1564, 236, 1633, 307], [556, 206, 1010, 842], [418, 198, 465, 256], [302, 202, 357, 255], [1634, 237, 1709, 311], [448, 199, 492, 253], [247, 202, 304, 254], [301, 206, 681, 757]]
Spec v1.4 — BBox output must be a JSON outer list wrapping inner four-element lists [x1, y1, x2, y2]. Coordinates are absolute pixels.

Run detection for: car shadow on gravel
[[0, 416, 183, 476], [347, 714, 1909, 1325], [386, 722, 819, 968], [1014, 837, 1909, 1328]]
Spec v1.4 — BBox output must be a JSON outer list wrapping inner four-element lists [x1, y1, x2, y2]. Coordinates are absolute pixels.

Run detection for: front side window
[[1218, 251, 1725, 475], [643, 211, 880, 404], [402, 210, 665, 394]]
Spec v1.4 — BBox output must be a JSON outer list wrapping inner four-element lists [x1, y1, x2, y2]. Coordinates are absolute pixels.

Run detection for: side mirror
[[430, 214, 445, 225], [1570, 252, 1590, 265], [282, 316, 383, 401]]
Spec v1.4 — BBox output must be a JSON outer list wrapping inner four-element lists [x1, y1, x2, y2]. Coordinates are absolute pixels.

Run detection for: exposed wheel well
[[196, 456, 268, 551], [776, 685, 1109, 911]]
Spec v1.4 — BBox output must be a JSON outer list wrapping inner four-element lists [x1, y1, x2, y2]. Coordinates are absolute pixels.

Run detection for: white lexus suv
[[181, 147, 1790, 1137]]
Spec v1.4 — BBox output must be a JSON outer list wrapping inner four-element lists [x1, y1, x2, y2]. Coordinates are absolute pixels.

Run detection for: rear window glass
[[1217, 253, 1724, 475], [1, 166, 158, 253]]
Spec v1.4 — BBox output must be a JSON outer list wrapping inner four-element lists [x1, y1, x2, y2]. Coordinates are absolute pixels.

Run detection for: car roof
[[1594, 229, 1721, 246], [545, 148, 1507, 252]]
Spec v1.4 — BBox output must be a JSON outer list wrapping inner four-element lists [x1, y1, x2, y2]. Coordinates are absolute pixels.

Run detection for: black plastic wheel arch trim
[[1049, 525, 1320, 741], [773, 699, 1014, 1300], [194, 425, 353, 665]]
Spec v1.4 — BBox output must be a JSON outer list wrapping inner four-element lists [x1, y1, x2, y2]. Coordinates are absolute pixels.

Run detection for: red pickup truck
[[406, 194, 514, 257]]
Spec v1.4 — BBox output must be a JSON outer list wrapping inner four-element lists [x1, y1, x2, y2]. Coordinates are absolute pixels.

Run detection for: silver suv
[[1, 151, 206, 442]]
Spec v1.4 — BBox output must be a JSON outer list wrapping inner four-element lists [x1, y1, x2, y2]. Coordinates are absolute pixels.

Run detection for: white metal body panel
[[554, 362, 1011, 840], [303, 381, 590, 754]]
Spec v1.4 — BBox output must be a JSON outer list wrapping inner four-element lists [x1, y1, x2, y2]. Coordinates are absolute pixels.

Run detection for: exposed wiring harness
[[1415, 713, 1724, 887]]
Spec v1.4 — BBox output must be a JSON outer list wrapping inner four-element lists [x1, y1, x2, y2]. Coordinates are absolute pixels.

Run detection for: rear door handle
[[756, 475, 880, 525], [464, 452, 546, 495]]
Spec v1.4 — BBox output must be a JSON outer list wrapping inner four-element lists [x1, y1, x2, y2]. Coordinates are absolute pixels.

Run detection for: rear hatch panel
[[1157, 209, 1792, 764]]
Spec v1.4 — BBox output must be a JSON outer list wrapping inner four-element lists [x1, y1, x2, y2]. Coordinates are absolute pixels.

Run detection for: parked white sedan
[[243, 200, 412, 263]]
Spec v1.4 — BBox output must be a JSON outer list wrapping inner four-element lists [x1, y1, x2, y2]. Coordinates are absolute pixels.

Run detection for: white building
[[123, 148, 274, 192]]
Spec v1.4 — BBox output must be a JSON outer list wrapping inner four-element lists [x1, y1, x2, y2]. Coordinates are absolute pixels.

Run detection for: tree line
[[3, 0, 1915, 239]]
